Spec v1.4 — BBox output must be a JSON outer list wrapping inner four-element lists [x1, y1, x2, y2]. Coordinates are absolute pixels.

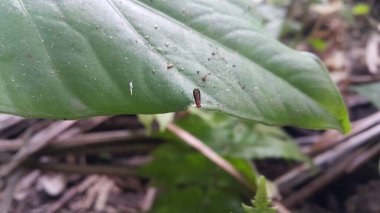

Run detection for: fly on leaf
[[193, 88, 201, 109]]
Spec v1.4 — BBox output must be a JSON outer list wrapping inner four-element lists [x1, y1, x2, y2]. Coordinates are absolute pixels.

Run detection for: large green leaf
[[0, 0, 349, 132]]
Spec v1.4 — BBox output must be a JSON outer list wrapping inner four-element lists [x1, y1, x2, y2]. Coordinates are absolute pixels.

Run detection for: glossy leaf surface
[[0, 0, 349, 132]]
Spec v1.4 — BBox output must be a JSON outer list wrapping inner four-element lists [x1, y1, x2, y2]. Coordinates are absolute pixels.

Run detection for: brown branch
[[305, 111, 380, 155], [345, 141, 380, 173], [283, 149, 363, 207], [0, 169, 25, 213], [52, 129, 147, 147], [273, 200, 292, 213], [140, 187, 158, 212], [0, 115, 25, 133], [276, 122, 380, 193], [0, 121, 77, 178], [29, 163, 137, 176], [47, 175, 100, 213], [0, 130, 149, 153], [0, 140, 23, 152]]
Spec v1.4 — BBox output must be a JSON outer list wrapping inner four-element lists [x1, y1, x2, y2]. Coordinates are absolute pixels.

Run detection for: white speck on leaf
[[129, 82, 133, 95]]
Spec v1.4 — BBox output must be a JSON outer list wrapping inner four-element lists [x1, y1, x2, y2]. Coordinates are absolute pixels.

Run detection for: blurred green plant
[[177, 110, 307, 161], [139, 110, 307, 212], [351, 3, 370, 16], [308, 38, 328, 52], [142, 111, 307, 161], [139, 142, 252, 213]]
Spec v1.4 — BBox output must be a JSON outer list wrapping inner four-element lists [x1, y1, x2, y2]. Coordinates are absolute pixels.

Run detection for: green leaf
[[151, 187, 243, 213], [139, 143, 248, 213], [243, 176, 276, 213], [138, 113, 174, 134], [228, 157, 257, 185], [163, 111, 307, 161], [352, 83, 380, 108], [139, 142, 254, 190], [0, 0, 349, 133], [351, 3, 370, 16]]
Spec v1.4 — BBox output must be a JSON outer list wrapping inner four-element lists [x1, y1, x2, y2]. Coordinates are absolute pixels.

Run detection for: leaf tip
[[339, 117, 351, 135]]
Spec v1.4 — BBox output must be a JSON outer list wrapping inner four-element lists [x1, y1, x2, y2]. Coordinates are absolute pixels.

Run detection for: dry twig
[[47, 175, 99, 213], [140, 187, 157, 212], [0, 121, 77, 178], [0, 169, 25, 213], [30, 163, 136, 177], [276, 122, 380, 193]]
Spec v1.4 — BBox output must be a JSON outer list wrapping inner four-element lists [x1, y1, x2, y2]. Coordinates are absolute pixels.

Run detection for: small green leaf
[[138, 113, 174, 134], [138, 114, 155, 134], [352, 3, 370, 16], [308, 38, 327, 52], [155, 113, 175, 132], [243, 176, 276, 213]]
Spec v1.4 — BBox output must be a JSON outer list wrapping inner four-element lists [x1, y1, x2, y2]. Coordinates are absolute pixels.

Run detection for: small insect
[[193, 88, 201, 109], [167, 63, 174, 69]]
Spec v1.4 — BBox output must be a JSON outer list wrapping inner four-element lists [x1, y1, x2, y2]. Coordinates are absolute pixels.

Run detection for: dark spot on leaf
[[202, 75, 207, 82], [167, 63, 174, 69]]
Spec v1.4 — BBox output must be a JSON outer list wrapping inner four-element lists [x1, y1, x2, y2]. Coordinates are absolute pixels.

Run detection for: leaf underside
[[0, 0, 350, 132]]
